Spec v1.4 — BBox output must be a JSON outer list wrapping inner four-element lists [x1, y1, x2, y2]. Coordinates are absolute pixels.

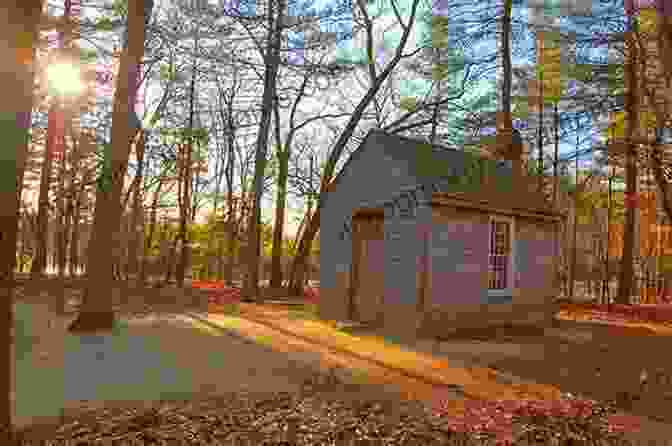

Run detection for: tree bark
[[0, 1, 43, 439], [569, 171, 578, 300], [176, 34, 198, 288], [56, 136, 68, 279], [17, 213, 27, 273], [15, 44, 37, 220], [270, 98, 289, 289], [69, 189, 81, 277], [31, 106, 56, 278], [139, 179, 162, 286], [163, 232, 179, 286], [501, 0, 512, 131], [68, 0, 149, 333], [66, 126, 84, 278], [288, 206, 320, 295], [287, 0, 421, 295], [54, 130, 71, 314], [617, 17, 639, 306], [242, 0, 285, 301], [223, 127, 236, 287], [126, 130, 145, 283]]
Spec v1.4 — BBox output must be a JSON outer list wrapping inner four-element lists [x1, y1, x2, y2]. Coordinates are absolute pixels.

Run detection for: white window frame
[[488, 215, 516, 296]]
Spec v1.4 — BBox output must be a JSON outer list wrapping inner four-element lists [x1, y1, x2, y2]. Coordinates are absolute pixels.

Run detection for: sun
[[46, 62, 84, 96]]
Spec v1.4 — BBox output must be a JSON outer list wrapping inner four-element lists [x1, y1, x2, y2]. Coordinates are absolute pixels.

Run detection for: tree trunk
[[270, 151, 288, 289], [66, 127, 84, 278], [17, 214, 27, 273], [270, 98, 289, 289], [223, 156, 236, 287], [176, 138, 194, 286], [242, 0, 284, 301], [31, 106, 56, 278], [68, 0, 150, 333], [56, 143, 68, 280], [496, 0, 514, 160], [224, 221, 236, 286], [216, 238, 224, 281], [617, 16, 639, 306], [163, 233, 178, 286], [569, 133, 580, 300], [69, 193, 81, 277], [127, 130, 145, 283], [570, 198, 578, 300], [175, 152, 189, 288], [288, 206, 320, 295], [140, 179, 162, 286], [618, 151, 638, 305], [207, 124, 225, 282], [176, 30, 198, 288], [220, 76, 238, 287], [287, 0, 421, 296], [0, 0, 42, 439], [157, 220, 172, 287], [16, 46, 37, 223], [54, 138, 71, 314]]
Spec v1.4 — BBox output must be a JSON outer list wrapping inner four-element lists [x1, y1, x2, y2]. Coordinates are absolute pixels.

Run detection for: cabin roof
[[322, 128, 562, 218]]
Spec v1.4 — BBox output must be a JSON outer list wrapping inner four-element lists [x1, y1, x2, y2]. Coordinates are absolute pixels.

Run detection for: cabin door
[[351, 215, 385, 324]]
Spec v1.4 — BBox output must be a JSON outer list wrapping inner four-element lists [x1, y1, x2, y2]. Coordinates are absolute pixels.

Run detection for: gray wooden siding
[[428, 217, 489, 306], [320, 129, 514, 302]]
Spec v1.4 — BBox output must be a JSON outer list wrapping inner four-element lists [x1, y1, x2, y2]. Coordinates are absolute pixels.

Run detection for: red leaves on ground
[[191, 281, 241, 305], [191, 281, 320, 305], [303, 287, 319, 304], [560, 302, 672, 325], [431, 395, 641, 444]]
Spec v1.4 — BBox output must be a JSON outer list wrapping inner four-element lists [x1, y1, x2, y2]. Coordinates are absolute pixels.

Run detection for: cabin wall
[[514, 217, 558, 326], [418, 206, 557, 339], [375, 202, 433, 339], [319, 132, 429, 322], [319, 130, 537, 328]]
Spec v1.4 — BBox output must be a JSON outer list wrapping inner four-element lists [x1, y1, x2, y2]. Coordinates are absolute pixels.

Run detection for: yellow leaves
[[638, 7, 660, 34], [603, 110, 658, 141], [431, 16, 449, 50], [432, 63, 449, 82], [398, 96, 418, 112], [536, 30, 568, 104]]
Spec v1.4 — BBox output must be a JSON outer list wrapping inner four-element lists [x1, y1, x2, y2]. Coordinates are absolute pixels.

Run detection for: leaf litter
[[11, 281, 645, 445]]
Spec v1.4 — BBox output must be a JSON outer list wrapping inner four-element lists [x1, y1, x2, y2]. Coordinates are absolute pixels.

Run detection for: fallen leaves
[[191, 281, 320, 307], [558, 302, 672, 327], [13, 388, 641, 445], [429, 394, 641, 445]]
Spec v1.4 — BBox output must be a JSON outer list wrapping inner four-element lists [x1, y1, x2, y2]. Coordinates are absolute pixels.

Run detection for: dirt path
[[13, 302, 373, 431], [198, 303, 672, 444], [183, 312, 468, 406], [13, 280, 672, 443]]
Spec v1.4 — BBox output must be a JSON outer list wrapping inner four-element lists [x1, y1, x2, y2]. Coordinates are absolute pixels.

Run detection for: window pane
[[489, 220, 511, 290]]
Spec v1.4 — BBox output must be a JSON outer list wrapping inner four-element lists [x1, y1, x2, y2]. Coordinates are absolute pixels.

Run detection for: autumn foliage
[[558, 302, 672, 326]]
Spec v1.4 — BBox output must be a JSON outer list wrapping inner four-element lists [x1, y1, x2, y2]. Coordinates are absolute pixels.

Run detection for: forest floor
[[202, 300, 672, 444], [9, 277, 669, 444]]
